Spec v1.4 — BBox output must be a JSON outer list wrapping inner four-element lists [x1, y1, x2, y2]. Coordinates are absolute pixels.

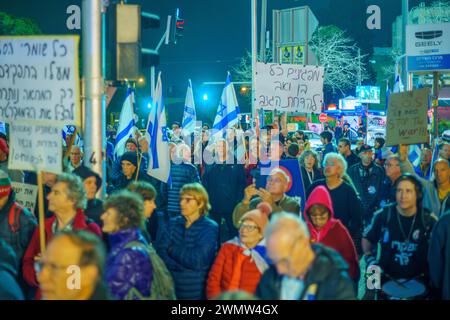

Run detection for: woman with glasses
[[206, 203, 272, 299], [306, 153, 364, 254], [156, 183, 219, 300], [304, 186, 359, 281]]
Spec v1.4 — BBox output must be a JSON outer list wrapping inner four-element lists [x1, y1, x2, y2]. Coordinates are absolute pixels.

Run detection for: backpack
[[8, 203, 24, 233], [124, 241, 176, 300]]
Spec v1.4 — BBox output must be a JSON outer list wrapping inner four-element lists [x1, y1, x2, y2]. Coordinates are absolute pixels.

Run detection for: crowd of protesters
[[0, 119, 450, 301]]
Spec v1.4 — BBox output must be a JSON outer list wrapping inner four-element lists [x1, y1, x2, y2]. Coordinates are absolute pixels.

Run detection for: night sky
[[0, 0, 435, 123]]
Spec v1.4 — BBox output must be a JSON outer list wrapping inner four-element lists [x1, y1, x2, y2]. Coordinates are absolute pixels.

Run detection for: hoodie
[[303, 186, 359, 281]]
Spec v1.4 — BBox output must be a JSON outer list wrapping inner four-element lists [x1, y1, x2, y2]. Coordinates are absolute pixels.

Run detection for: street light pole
[[251, 0, 257, 120], [402, 0, 409, 90], [82, 0, 105, 196]]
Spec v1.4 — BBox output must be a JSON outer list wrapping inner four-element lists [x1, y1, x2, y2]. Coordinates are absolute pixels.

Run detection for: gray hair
[[264, 212, 310, 241], [56, 173, 87, 210], [323, 152, 347, 178]]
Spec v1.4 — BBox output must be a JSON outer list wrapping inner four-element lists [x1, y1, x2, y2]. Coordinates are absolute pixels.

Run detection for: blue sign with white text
[[408, 54, 450, 72]]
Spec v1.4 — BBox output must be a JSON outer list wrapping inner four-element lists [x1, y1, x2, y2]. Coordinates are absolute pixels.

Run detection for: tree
[[309, 25, 369, 97], [0, 12, 41, 35]]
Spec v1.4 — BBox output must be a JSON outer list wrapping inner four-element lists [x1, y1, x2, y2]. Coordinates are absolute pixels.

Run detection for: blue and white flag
[[393, 62, 404, 93], [212, 72, 240, 141], [62, 125, 83, 147], [181, 79, 196, 136], [146, 72, 171, 184], [114, 89, 135, 158]]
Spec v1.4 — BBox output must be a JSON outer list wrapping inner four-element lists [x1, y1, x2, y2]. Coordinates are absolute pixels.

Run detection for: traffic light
[[172, 8, 184, 44], [107, 3, 160, 81]]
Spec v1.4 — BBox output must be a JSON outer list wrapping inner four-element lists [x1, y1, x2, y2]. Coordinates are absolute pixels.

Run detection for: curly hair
[[56, 173, 87, 210], [299, 149, 320, 170], [103, 190, 145, 230], [127, 181, 157, 201]]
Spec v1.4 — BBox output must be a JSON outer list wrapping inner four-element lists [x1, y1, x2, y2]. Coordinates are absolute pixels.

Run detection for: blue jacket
[[105, 228, 153, 300], [429, 212, 450, 300], [156, 215, 218, 300], [162, 162, 200, 217]]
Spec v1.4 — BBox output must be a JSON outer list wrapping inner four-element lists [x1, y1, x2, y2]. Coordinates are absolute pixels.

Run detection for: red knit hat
[[240, 202, 272, 233], [0, 170, 12, 198]]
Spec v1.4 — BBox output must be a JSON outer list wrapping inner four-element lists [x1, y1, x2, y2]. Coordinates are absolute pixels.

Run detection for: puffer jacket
[[156, 215, 218, 300], [0, 239, 24, 300], [206, 238, 269, 299], [161, 162, 200, 217], [105, 227, 153, 300]]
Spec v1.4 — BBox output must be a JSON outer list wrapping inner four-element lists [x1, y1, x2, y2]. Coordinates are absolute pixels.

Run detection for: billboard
[[356, 86, 380, 104]]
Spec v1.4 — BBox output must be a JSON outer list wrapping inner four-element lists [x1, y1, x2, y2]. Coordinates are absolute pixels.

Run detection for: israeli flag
[[181, 79, 196, 136], [146, 72, 171, 184], [114, 89, 135, 158], [62, 125, 83, 147], [212, 72, 240, 141], [409, 144, 422, 168], [393, 62, 404, 93]]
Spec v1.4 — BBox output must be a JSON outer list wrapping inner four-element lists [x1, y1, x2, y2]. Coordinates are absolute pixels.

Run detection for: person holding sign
[[22, 174, 102, 299]]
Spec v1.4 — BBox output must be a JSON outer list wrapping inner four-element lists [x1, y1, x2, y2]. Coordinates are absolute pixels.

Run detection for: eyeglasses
[[384, 163, 400, 168], [323, 161, 336, 167], [239, 224, 259, 232], [34, 261, 73, 274]]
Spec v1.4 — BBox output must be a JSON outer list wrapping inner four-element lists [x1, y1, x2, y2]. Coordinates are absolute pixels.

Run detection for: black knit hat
[[73, 166, 102, 192], [120, 151, 138, 167]]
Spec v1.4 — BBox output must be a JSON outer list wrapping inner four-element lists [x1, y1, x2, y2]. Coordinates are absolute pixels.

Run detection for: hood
[[0, 239, 19, 277], [303, 186, 337, 243]]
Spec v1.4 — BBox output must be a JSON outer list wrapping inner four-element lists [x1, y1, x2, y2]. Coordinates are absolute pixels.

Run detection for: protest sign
[[366, 115, 386, 146], [255, 62, 324, 114], [8, 122, 62, 173], [0, 36, 80, 125], [385, 88, 429, 146], [11, 182, 38, 212]]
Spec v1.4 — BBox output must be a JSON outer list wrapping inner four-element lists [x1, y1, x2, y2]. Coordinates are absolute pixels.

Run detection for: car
[[302, 130, 323, 150]]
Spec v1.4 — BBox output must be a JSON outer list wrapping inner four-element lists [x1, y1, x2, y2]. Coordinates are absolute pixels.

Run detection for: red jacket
[[22, 210, 102, 292], [206, 241, 265, 299], [304, 186, 359, 281]]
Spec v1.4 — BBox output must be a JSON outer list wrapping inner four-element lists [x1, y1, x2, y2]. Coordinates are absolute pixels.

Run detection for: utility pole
[[82, 0, 105, 196], [402, 0, 409, 90], [260, 0, 267, 61], [251, 0, 258, 120], [358, 48, 362, 87]]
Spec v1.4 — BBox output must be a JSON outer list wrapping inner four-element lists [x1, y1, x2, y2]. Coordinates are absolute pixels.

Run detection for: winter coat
[[84, 199, 104, 228], [348, 161, 385, 220], [105, 227, 153, 300], [0, 239, 24, 300], [202, 163, 247, 216], [428, 212, 450, 300], [22, 210, 102, 290], [256, 244, 356, 300], [0, 191, 37, 262], [161, 162, 200, 217], [303, 186, 359, 281], [206, 237, 269, 299], [232, 195, 301, 228], [156, 215, 218, 300]]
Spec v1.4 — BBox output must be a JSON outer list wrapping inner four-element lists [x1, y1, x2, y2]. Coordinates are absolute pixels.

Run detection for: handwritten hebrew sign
[[385, 88, 430, 146], [11, 182, 38, 212], [0, 36, 80, 125], [255, 62, 324, 114], [8, 122, 62, 173]]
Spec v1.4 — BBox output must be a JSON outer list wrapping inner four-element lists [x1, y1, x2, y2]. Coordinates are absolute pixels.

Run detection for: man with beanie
[[207, 203, 272, 299], [0, 135, 24, 183], [73, 166, 103, 227], [0, 170, 37, 263]]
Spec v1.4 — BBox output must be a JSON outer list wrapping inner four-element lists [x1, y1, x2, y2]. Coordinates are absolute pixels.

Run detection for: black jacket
[[348, 161, 385, 218], [256, 244, 356, 300]]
